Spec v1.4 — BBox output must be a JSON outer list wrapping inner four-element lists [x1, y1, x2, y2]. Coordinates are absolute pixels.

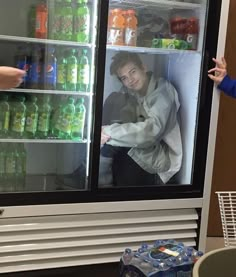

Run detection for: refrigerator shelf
[[0, 35, 93, 48], [110, 0, 201, 9], [5, 88, 93, 96], [106, 45, 201, 55], [0, 139, 88, 144]]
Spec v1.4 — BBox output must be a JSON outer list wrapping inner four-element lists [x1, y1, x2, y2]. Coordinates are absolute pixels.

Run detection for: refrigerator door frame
[[0, 0, 223, 206]]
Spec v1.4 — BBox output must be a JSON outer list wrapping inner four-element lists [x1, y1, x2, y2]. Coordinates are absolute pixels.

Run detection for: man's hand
[[0, 67, 25, 89], [208, 57, 227, 85], [101, 126, 111, 145]]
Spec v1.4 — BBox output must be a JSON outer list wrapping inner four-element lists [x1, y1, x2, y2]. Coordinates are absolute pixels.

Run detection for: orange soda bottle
[[107, 8, 125, 45], [125, 9, 138, 46], [35, 2, 48, 39]]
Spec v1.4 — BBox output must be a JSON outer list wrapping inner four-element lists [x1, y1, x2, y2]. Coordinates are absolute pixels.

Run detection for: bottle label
[[30, 62, 41, 83], [78, 64, 89, 85], [125, 28, 137, 46], [4, 111, 10, 130], [38, 113, 50, 132], [25, 113, 38, 133], [186, 34, 198, 50], [45, 62, 57, 86], [72, 113, 85, 133], [61, 15, 73, 35], [52, 14, 61, 35], [6, 157, 16, 174], [74, 15, 90, 34], [67, 64, 77, 84], [57, 64, 66, 84], [108, 28, 124, 45], [12, 113, 25, 133], [0, 111, 9, 131], [60, 114, 73, 133]]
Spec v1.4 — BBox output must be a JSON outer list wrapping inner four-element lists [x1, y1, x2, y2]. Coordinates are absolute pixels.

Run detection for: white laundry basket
[[216, 191, 236, 247]]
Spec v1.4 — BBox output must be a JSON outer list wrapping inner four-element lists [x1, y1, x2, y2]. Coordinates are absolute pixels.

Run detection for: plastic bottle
[[0, 94, 10, 138], [10, 95, 26, 138], [61, 0, 73, 41], [107, 8, 125, 45], [50, 0, 62, 40], [56, 49, 67, 90], [15, 46, 31, 88], [185, 17, 199, 50], [77, 49, 90, 92], [66, 49, 78, 91], [0, 143, 6, 191], [42, 47, 57, 90], [58, 96, 75, 139], [25, 95, 39, 138], [50, 103, 62, 137], [71, 98, 86, 140], [73, 0, 90, 42], [36, 95, 52, 138], [15, 143, 26, 191], [35, 2, 48, 39], [125, 9, 138, 46], [5, 144, 16, 191], [170, 16, 187, 40], [29, 46, 43, 89]]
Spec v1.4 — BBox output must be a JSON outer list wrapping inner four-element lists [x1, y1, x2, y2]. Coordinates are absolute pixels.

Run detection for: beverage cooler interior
[[0, 0, 209, 194], [0, 0, 97, 193], [99, 0, 208, 188]]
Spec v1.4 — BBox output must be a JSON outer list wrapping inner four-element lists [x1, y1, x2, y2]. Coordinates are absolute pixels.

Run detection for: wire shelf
[[216, 191, 236, 247]]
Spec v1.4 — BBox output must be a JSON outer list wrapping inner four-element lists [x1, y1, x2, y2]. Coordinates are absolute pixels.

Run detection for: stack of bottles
[[0, 143, 26, 192], [15, 45, 90, 92], [152, 16, 199, 50], [107, 8, 138, 46], [29, 0, 90, 43], [120, 240, 204, 277], [0, 94, 86, 141]]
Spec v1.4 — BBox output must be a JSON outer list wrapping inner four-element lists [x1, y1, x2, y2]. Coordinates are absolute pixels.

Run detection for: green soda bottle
[[25, 95, 38, 139], [49, 0, 62, 40], [71, 98, 86, 140], [0, 94, 10, 138], [36, 95, 52, 139], [56, 49, 67, 90], [15, 143, 26, 191], [59, 96, 75, 139], [0, 143, 6, 191], [61, 0, 73, 41], [5, 144, 16, 191], [66, 49, 78, 91], [73, 0, 90, 42], [77, 49, 90, 92], [51, 103, 63, 138], [10, 95, 26, 138]]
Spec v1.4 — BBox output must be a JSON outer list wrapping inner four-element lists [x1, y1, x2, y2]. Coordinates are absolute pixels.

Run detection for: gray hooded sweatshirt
[[103, 74, 182, 183]]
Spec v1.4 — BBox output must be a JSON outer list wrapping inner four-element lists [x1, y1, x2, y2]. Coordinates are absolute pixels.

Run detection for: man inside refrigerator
[[99, 52, 182, 187]]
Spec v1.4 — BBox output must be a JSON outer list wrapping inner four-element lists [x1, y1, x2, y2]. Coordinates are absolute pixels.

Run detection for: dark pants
[[101, 144, 164, 186]]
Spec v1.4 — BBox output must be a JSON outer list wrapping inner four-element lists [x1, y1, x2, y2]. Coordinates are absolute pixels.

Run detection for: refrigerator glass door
[[0, 0, 99, 193], [98, 0, 209, 188]]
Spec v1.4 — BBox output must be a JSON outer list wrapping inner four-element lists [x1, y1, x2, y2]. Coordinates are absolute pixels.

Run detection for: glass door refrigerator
[[0, 0, 229, 275]]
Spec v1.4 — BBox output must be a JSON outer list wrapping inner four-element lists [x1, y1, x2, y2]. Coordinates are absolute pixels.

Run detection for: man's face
[[117, 62, 148, 94]]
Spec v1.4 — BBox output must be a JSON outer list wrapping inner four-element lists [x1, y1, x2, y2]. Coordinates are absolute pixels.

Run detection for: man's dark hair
[[110, 52, 143, 76]]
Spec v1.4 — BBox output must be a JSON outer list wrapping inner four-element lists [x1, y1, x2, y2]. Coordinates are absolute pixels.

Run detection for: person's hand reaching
[[0, 66, 25, 89]]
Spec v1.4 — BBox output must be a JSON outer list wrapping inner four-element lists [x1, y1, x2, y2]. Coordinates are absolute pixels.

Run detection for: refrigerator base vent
[[0, 208, 198, 273]]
